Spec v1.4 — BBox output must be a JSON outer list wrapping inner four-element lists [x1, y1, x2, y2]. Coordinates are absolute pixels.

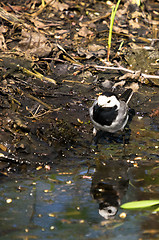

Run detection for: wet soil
[[0, 53, 158, 169], [0, 0, 159, 171]]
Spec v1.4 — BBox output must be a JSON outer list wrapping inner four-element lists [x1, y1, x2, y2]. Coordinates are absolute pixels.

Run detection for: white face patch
[[97, 95, 120, 109]]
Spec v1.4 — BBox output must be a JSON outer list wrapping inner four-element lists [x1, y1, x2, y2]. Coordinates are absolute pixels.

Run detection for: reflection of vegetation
[[121, 200, 159, 211], [107, 0, 121, 61]]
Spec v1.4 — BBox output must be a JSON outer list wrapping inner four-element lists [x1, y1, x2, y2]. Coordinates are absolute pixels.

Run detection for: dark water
[[1, 161, 159, 240], [0, 113, 159, 240]]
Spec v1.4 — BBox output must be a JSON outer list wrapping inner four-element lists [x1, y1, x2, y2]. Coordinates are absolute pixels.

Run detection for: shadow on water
[[90, 160, 129, 219]]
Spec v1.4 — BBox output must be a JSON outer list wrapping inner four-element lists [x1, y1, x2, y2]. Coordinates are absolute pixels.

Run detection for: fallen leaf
[[128, 82, 139, 92], [15, 29, 52, 57], [78, 44, 106, 59], [129, 19, 141, 29], [0, 144, 7, 152], [150, 108, 159, 117], [113, 25, 129, 35], [78, 26, 93, 38], [2, 5, 27, 12], [46, 0, 69, 12], [119, 71, 141, 80], [32, 18, 46, 28]]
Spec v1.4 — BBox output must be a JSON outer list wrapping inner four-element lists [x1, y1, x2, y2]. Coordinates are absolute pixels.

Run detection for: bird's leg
[[122, 130, 126, 156], [93, 127, 99, 145], [90, 127, 98, 147], [93, 127, 97, 136], [92, 128, 102, 146]]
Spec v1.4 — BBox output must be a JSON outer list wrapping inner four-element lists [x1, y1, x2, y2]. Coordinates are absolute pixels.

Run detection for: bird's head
[[97, 94, 120, 109]]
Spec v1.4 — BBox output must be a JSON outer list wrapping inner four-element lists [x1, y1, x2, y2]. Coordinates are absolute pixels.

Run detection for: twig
[[17, 65, 56, 85], [26, 108, 61, 119], [81, 12, 111, 25], [26, 93, 52, 109], [17, 88, 52, 110], [31, 0, 55, 17], [93, 64, 159, 79], [62, 80, 91, 85], [98, 29, 151, 44], [0, 6, 29, 29], [57, 44, 83, 66]]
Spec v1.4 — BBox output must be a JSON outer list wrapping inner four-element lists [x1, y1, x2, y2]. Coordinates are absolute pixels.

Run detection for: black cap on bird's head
[[102, 91, 118, 98]]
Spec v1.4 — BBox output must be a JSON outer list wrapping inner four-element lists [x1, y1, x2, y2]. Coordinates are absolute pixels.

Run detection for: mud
[[0, 52, 158, 171]]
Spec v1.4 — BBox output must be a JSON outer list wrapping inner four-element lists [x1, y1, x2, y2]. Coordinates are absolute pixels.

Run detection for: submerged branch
[[17, 87, 52, 110]]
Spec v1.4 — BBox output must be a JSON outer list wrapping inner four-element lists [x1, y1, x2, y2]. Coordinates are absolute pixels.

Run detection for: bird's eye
[[107, 100, 111, 103]]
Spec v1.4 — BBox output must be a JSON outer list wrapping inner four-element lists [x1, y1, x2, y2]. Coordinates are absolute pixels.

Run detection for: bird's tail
[[120, 83, 139, 104]]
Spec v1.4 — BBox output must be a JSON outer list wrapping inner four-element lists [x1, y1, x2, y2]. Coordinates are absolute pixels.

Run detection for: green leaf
[[153, 207, 159, 212], [121, 200, 159, 209]]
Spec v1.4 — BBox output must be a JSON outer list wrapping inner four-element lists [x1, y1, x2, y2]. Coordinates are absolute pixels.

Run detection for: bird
[[89, 88, 134, 136]]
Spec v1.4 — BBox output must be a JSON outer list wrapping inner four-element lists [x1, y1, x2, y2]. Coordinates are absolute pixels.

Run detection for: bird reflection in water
[[90, 160, 129, 219]]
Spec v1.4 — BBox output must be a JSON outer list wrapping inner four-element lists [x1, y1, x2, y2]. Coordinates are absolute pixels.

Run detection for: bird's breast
[[93, 104, 118, 126]]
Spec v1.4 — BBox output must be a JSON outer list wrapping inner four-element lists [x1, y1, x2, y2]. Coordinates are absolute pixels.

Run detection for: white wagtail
[[89, 88, 134, 136]]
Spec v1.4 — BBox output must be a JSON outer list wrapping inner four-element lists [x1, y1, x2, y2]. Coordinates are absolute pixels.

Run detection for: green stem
[[107, 0, 121, 61]]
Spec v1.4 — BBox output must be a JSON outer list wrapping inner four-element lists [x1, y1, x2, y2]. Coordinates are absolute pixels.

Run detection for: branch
[[93, 64, 159, 79]]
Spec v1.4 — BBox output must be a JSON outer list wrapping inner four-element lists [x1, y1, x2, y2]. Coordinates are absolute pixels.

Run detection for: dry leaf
[[78, 26, 93, 38], [150, 108, 159, 118], [46, 0, 69, 12], [88, 44, 104, 52], [129, 19, 141, 29], [15, 29, 52, 57], [113, 80, 126, 89], [32, 18, 46, 28], [128, 82, 139, 92], [119, 71, 141, 81], [113, 26, 129, 35], [78, 44, 106, 59]]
